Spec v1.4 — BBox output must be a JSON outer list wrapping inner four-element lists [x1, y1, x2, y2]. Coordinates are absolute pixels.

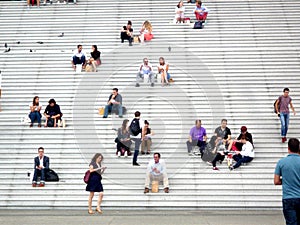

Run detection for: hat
[[241, 126, 247, 132]]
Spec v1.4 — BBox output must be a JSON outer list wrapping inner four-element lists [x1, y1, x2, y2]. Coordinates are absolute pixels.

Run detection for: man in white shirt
[[71, 44, 86, 71], [144, 153, 169, 193], [32, 147, 50, 187], [136, 58, 155, 87], [229, 137, 254, 170]]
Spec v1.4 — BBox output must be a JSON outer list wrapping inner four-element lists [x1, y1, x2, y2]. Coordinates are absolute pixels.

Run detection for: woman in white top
[[29, 96, 42, 128], [139, 20, 153, 43], [158, 57, 169, 86], [175, 1, 185, 23]]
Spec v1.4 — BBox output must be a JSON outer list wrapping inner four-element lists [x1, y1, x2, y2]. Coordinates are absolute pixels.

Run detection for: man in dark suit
[[32, 147, 49, 187]]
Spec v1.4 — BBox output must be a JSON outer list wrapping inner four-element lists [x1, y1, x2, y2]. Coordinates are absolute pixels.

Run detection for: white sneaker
[[124, 151, 128, 158], [117, 151, 121, 157]]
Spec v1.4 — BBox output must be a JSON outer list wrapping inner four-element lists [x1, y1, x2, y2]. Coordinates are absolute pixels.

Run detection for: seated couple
[[210, 126, 254, 171]]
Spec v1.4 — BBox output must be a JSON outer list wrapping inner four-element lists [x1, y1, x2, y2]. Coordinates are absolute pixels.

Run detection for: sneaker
[[133, 162, 140, 166], [282, 137, 285, 143], [124, 151, 128, 158], [129, 42, 133, 46], [135, 83, 140, 87], [164, 187, 169, 193], [206, 161, 212, 166], [117, 151, 121, 157], [188, 152, 193, 156], [32, 183, 37, 187], [144, 188, 149, 194], [29, 123, 33, 128], [213, 167, 219, 170], [229, 166, 234, 171], [151, 83, 154, 87], [39, 183, 45, 187]]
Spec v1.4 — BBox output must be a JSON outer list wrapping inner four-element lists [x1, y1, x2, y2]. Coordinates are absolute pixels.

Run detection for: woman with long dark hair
[[29, 96, 42, 127], [141, 120, 154, 154], [88, 45, 101, 72], [116, 119, 132, 157], [158, 57, 170, 86], [86, 153, 106, 214]]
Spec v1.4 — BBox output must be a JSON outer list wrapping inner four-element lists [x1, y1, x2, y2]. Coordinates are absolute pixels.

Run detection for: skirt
[[86, 172, 103, 192]]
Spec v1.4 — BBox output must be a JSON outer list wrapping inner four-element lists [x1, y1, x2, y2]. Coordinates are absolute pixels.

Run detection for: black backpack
[[129, 118, 141, 136], [47, 118, 55, 127], [193, 21, 203, 29], [274, 97, 281, 115], [45, 169, 59, 182]]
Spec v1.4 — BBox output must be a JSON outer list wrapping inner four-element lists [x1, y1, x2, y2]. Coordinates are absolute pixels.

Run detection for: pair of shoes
[[133, 162, 140, 166], [164, 187, 169, 193], [151, 83, 154, 87], [32, 183, 37, 187], [135, 83, 140, 87], [213, 167, 219, 170], [96, 207, 102, 214], [29, 123, 33, 127], [88, 209, 95, 214], [144, 188, 149, 194], [39, 183, 45, 187]]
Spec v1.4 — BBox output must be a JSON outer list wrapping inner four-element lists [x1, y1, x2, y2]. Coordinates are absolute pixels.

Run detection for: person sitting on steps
[[32, 147, 49, 187], [121, 20, 133, 46], [141, 120, 154, 155], [116, 119, 132, 157], [29, 96, 42, 128], [136, 58, 155, 87], [44, 98, 64, 127], [158, 57, 170, 87], [87, 45, 101, 72], [186, 119, 207, 156], [103, 88, 123, 118], [71, 44, 86, 71], [194, 0, 208, 22]]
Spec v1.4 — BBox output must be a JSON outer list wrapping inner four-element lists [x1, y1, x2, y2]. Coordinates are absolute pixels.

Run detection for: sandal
[[96, 207, 102, 214]]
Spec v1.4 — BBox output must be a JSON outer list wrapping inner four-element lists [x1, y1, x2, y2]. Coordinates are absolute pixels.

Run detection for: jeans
[[103, 104, 123, 117], [136, 72, 155, 85], [32, 168, 45, 183], [280, 112, 290, 137], [72, 55, 86, 65], [212, 152, 225, 167], [232, 154, 253, 169], [29, 111, 41, 124], [132, 138, 141, 163], [282, 198, 300, 225], [186, 140, 206, 154]]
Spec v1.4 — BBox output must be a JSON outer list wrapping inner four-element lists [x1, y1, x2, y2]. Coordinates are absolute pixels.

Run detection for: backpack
[[129, 118, 141, 136], [274, 97, 281, 115], [193, 21, 203, 29], [45, 169, 59, 182], [47, 118, 55, 127]]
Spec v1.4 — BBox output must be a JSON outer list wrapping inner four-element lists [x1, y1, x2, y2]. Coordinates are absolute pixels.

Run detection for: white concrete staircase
[[0, 0, 299, 210]]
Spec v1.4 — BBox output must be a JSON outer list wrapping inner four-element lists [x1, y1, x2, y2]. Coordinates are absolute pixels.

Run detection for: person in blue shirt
[[193, 0, 208, 21], [136, 58, 155, 87], [274, 138, 300, 225]]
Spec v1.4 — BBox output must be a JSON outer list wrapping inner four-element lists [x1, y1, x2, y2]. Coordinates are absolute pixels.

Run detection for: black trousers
[[120, 32, 133, 43], [212, 152, 225, 167]]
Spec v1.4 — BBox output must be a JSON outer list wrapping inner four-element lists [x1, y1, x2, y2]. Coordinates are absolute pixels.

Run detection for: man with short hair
[[227, 126, 254, 151], [274, 138, 300, 225], [32, 147, 50, 187], [229, 137, 254, 170], [186, 120, 207, 156], [44, 98, 63, 127], [130, 111, 142, 166], [71, 44, 86, 71], [136, 58, 155, 87], [193, 0, 208, 21], [275, 88, 296, 143], [103, 88, 123, 118], [144, 153, 169, 194], [214, 119, 231, 148]]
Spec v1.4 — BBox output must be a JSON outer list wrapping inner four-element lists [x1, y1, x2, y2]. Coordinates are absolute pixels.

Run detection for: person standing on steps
[[130, 111, 143, 166], [136, 58, 155, 87], [275, 88, 296, 143], [274, 138, 300, 225], [86, 153, 106, 215]]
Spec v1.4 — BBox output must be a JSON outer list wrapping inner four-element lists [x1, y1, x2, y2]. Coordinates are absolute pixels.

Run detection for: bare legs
[[88, 192, 103, 214]]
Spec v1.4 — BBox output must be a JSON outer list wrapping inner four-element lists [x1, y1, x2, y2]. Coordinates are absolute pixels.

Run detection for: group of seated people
[[175, 0, 208, 23], [187, 119, 255, 171], [71, 44, 101, 72], [121, 20, 154, 46], [29, 96, 65, 128]]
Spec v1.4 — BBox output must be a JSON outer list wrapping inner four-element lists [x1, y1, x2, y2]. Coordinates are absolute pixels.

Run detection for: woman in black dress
[[88, 45, 101, 72], [86, 153, 106, 214]]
